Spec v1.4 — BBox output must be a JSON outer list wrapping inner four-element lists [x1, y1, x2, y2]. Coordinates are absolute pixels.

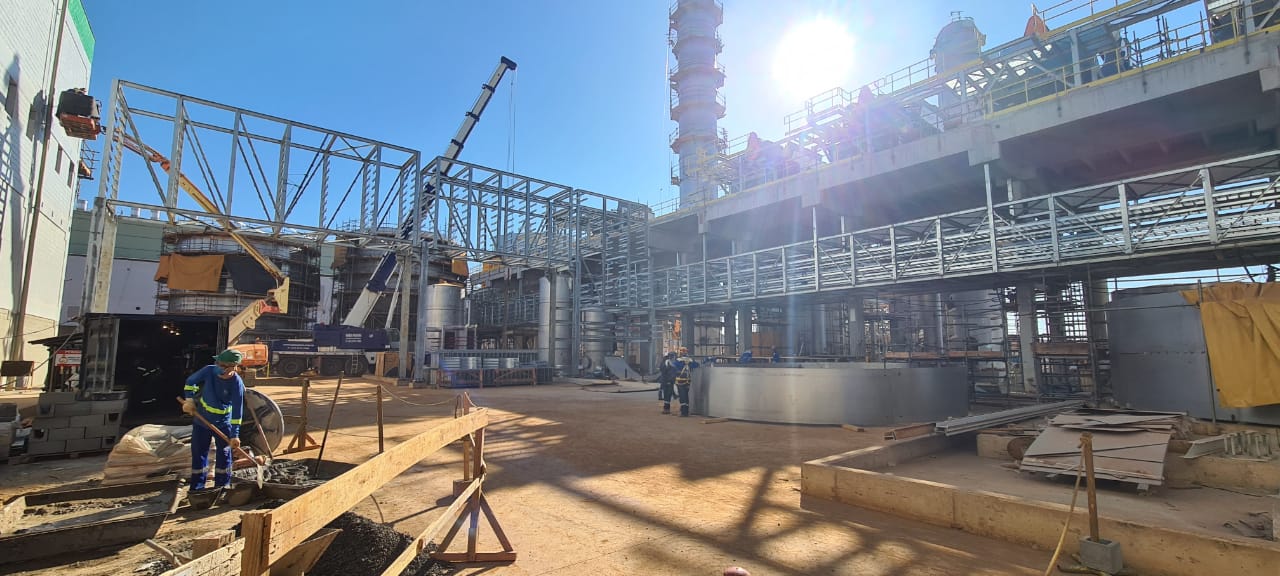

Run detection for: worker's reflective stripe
[[229, 418, 242, 425], [183, 385, 199, 392], [191, 468, 206, 475], [200, 398, 230, 415]]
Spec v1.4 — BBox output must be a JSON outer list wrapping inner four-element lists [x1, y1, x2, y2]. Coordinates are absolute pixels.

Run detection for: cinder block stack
[[28, 393, 125, 457]]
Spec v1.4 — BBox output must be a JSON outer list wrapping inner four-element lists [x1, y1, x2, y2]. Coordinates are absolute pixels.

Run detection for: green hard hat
[[214, 349, 244, 365]]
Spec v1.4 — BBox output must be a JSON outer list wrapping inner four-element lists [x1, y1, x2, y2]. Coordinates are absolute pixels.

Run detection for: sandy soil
[[2, 380, 1054, 575]]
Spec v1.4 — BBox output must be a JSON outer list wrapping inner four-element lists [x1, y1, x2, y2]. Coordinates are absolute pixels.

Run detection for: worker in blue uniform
[[182, 349, 245, 491], [739, 350, 753, 364], [672, 347, 700, 417], [658, 351, 678, 414]]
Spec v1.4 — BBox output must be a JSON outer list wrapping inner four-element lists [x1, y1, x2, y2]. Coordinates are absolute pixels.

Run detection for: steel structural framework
[[83, 80, 428, 314], [652, 149, 1280, 309], [422, 158, 653, 371], [82, 80, 655, 378]]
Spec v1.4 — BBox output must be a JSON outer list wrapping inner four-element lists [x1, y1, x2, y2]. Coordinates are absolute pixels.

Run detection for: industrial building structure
[[0, 0, 94, 388], [62, 0, 1280, 425]]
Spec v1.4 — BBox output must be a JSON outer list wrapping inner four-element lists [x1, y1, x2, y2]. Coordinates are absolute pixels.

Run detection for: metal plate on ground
[[241, 388, 284, 455]]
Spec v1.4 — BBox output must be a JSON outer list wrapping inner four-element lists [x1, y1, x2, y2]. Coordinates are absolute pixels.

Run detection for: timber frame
[[238, 393, 515, 575]]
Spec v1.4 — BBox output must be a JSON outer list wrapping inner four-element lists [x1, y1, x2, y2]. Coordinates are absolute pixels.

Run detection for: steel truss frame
[[653, 149, 1280, 309], [81, 81, 656, 377], [84, 80, 426, 314], [424, 158, 653, 373]]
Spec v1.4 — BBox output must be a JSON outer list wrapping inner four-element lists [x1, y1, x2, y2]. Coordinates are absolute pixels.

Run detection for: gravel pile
[[308, 512, 455, 576]]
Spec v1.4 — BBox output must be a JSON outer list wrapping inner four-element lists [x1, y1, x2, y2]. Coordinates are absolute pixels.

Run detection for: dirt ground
[[2, 380, 1056, 575], [888, 450, 1276, 541]]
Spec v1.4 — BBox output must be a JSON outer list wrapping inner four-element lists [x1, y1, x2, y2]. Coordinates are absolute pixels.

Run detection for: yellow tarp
[[1181, 283, 1280, 408], [154, 254, 225, 292]]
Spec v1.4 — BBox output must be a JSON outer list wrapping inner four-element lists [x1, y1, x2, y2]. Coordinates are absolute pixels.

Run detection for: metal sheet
[[700, 364, 968, 426], [1109, 288, 1280, 425]]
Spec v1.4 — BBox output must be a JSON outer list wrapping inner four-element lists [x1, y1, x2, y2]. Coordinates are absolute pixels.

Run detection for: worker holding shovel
[[181, 349, 246, 492]]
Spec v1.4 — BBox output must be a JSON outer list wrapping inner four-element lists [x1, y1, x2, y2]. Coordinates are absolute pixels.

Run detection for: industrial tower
[[669, 0, 726, 208]]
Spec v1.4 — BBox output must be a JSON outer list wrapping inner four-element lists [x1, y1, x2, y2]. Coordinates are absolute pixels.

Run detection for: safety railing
[[652, 150, 1280, 308]]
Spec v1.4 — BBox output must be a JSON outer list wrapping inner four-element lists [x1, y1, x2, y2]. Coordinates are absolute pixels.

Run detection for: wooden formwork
[[236, 393, 515, 575]]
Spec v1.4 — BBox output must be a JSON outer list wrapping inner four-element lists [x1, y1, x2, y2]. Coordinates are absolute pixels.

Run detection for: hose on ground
[[1044, 453, 1085, 576]]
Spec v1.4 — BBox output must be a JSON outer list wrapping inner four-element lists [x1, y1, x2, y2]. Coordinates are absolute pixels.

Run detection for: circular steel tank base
[[694, 363, 969, 426]]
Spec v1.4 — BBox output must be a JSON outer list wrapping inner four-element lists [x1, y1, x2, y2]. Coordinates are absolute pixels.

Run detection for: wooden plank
[[883, 423, 935, 441], [430, 551, 518, 563], [841, 424, 866, 432], [700, 417, 731, 424], [478, 495, 514, 553], [260, 410, 488, 566], [191, 530, 236, 560], [380, 478, 483, 576], [240, 511, 272, 576], [159, 538, 242, 576]]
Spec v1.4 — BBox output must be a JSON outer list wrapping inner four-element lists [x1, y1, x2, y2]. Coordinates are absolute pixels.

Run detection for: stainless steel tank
[[538, 273, 572, 370], [425, 283, 463, 350], [581, 308, 615, 370], [697, 363, 968, 425]]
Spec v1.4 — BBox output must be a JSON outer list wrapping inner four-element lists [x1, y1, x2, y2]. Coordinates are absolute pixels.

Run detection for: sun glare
[[772, 18, 856, 103]]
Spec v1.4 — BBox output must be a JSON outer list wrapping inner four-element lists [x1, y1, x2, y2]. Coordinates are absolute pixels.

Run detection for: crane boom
[[119, 134, 290, 345], [340, 56, 517, 328]]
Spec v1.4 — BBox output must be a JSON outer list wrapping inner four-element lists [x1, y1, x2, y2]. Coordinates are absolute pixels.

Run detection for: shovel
[[177, 397, 265, 488]]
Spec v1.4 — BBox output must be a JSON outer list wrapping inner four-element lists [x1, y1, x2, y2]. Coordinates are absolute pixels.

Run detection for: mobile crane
[[262, 56, 517, 377]]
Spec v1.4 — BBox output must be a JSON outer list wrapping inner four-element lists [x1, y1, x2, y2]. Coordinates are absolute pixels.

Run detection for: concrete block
[[103, 412, 122, 424], [1079, 538, 1124, 574], [36, 400, 57, 416], [66, 438, 103, 453], [89, 400, 127, 414], [69, 414, 105, 428], [0, 403, 17, 419], [27, 440, 66, 455], [48, 427, 85, 441], [55, 402, 93, 417], [34, 416, 69, 429], [39, 391, 77, 405], [86, 424, 120, 439], [100, 436, 119, 450], [1261, 67, 1280, 93], [800, 463, 836, 500]]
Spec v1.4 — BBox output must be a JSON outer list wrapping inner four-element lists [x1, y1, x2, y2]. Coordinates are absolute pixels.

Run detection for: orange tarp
[[154, 254, 225, 292], [1181, 282, 1280, 408]]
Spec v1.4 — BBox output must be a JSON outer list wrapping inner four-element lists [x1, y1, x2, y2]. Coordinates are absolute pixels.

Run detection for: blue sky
[[81, 0, 1038, 209]]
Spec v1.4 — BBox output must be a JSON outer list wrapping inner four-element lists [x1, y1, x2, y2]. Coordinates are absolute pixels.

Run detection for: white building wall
[[61, 255, 159, 326], [1, 0, 94, 385]]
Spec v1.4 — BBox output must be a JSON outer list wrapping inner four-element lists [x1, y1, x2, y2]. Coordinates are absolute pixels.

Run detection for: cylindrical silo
[[581, 308, 615, 370], [538, 273, 573, 370], [424, 283, 463, 350]]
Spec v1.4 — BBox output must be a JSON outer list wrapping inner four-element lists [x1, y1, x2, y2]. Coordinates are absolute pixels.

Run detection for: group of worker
[[657, 347, 782, 417]]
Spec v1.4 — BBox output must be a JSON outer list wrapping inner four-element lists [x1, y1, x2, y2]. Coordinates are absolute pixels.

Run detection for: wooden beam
[[430, 552, 518, 563], [271, 528, 341, 576], [191, 530, 236, 560], [883, 422, 936, 441], [256, 410, 488, 568], [240, 511, 272, 576], [380, 477, 483, 576], [161, 538, 242, 576]]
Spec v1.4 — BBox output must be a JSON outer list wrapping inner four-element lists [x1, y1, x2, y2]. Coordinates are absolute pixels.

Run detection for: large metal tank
[[424, 283, 463, 350], [581, 307, 615, 371], [538, 273, 572, 370]]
